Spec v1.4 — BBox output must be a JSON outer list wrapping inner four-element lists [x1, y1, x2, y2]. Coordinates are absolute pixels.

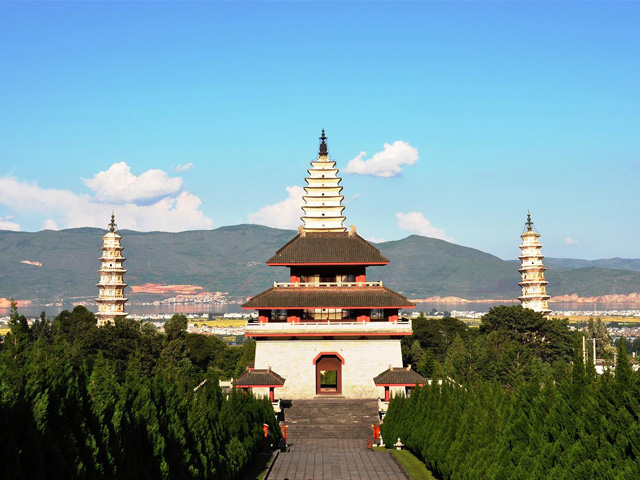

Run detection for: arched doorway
[[314, 353, 343, 395]]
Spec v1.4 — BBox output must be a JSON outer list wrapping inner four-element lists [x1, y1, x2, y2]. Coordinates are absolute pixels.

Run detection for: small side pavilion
[[234, 367, 286, 403], [374, 366, 426, 402]]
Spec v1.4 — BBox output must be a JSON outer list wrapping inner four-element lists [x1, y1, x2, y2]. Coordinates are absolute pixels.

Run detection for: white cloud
[[344, 141, 419, 178], [83, 162, 183, 204], [0, 163, 214, 232], [344, 193, 361, 206], [396, 211, 454, 242], [247, 186, 305, 229], [0, 215, 20, 231], [174, 162, 194, 172], [366, 236, 385, 243], [565, 237, 579, 245], [43, 219, 59, 230]]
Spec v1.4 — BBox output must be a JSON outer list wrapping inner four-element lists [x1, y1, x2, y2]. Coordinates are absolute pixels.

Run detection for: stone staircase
[[282, 398, 379, 440]]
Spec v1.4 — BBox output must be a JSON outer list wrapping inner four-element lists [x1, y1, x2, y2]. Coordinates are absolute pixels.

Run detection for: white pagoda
[[518, 212, 551, 316], [96, 213, 128, 326], [300, 129, 347, 232]]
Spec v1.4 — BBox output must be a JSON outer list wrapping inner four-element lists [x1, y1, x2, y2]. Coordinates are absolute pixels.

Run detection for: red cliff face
[[129, 283, 204, 295], [412, 293, 640, 304], [0, 298, 32, 308], [550, 293, 640, 303], [412, 296, 518, 304]]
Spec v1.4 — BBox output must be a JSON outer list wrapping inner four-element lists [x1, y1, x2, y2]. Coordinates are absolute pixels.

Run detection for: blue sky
[[0, 2, 638, 260]]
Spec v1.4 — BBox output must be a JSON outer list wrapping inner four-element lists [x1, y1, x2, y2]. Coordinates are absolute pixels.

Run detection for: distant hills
[[1, 224, 639, 302], [540, 257, 640, 272]]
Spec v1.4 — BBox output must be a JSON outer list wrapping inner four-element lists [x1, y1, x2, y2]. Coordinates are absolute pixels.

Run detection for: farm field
[[554, 315, 640, 324], [451, 315, 640, 328]]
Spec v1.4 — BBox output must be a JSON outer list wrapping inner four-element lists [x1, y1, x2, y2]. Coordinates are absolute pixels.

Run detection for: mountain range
[[1, 224, 639, 303]]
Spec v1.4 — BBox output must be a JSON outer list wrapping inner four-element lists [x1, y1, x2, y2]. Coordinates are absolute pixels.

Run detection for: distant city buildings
[[159, 291, 230, 305]]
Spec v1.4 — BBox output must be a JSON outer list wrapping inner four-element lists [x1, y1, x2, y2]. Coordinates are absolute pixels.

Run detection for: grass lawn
[[555, 315, 640, 324], [389, 449, 437, 480], [241, 452, 275, 480], [189, 319, 247, 328]]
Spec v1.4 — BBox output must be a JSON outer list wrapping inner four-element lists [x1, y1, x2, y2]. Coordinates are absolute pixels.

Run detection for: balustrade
[[273, 280, 383, 288]]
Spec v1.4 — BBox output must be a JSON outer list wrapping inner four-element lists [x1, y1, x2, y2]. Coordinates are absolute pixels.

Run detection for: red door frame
[[315, 354, 342, 395]]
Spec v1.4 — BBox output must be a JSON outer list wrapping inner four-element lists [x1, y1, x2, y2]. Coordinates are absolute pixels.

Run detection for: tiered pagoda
[[518, 212, 551, 316], [239, 131, 417, 399], [96, 214, 128, 327], [300, 129, 346, 232]]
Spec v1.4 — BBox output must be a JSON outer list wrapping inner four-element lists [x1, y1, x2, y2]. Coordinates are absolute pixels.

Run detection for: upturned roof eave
[[241, 286, 415, 310], [265, 232, 390, 265], [266, 261, 389, 266], [373, 369, 427, 385]]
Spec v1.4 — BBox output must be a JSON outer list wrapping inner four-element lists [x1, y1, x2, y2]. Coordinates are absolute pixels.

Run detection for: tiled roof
[[373, 367, 426, 386], [267, 232, 389, 265], [242, 286, 414, 309], [235, 369, 286, 387]]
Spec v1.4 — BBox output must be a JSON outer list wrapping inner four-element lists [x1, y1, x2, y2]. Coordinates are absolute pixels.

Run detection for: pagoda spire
[[96, 213, 128, 326], [319, 128, 328, 157], [518, 212, 551, 316], [525, 210, 533, 232], [301, 130, 347, 232]]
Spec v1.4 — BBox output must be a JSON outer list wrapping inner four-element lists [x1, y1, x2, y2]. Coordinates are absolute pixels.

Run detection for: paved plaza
[[266, 438, 407, 480]]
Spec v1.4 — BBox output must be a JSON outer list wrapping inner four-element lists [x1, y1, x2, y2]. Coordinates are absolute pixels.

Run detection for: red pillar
[[269, 387, 274, 402], [385, 387, 390, 402], [259, 310, 269, 323]]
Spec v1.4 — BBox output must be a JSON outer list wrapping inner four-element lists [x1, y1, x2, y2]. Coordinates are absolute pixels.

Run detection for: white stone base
[[254, 338, 403, 399]]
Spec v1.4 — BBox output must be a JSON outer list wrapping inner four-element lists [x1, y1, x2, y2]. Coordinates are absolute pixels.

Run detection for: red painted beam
[[242, 305, 415, 310], [245, 332, 413, 338], [267, 262, 388, 266], [374, 383, 426, 387], [234, 384, 284, 388]]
